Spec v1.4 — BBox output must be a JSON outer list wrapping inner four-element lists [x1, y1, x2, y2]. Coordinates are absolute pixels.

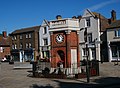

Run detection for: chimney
[[111, 10, 116, 22], [2, 31, 7, 38], [56, 15, 62, 20], [72, 16, 77, 19]]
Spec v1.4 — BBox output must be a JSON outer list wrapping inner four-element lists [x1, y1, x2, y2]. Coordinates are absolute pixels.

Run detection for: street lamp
[[80, 27, 90, 83]]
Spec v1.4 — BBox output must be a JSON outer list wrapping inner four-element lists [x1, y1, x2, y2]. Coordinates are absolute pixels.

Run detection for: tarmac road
[[0, 62, 120, 88]]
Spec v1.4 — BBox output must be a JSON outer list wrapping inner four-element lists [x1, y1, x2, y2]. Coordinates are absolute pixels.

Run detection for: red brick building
[[49, 16, 80, 74], [9, 26, 40, 62], [0, 31, 10, 60]]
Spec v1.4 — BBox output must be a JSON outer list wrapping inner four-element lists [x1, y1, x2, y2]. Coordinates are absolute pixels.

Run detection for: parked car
[[1, 55, 10, 62]]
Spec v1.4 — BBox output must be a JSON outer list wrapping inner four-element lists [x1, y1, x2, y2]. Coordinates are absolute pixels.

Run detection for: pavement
[[13, 62, 32, 69], [0, 62, 120, 88]]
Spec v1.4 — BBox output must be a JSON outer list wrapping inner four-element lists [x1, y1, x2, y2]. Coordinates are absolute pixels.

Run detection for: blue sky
[[0, 0, 120, 34]]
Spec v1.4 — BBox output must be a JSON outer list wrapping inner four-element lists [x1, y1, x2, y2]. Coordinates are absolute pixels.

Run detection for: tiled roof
[[93, 12, 110, 31], [107, 20, 120, 29], [0, 36, 10, 46], [10, 25, 40, 35]]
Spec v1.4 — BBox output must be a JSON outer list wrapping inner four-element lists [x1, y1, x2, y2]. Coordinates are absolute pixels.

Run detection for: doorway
[[57, 50, 65, 67]]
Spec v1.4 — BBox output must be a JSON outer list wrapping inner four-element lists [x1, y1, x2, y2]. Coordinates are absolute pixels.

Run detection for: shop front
[[24, 48, 34, 62], [108, 42, 120, 62], [11, 49, 20, 61]]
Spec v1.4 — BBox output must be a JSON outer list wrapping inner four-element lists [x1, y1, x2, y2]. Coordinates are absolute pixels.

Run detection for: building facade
[[49, 16, 80, 75], [39, 20, 51, 60], [0, 31, 10, 60], [9, 26, 40, 62], [79, 9, 109, 62], [107, 20, 120, 62]]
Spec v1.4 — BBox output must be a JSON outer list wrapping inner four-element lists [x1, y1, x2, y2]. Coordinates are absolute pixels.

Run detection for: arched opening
[[57, 50, 65, 67]]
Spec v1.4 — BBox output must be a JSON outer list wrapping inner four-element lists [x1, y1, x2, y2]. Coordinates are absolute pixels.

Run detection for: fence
[[30, 60, 99, 78]]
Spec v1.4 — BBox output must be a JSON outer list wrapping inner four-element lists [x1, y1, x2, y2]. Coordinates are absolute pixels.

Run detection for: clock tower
[[49, 16, 80, 74]]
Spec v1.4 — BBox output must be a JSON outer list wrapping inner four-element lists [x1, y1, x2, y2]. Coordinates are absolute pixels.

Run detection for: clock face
[[56, 34, 64, 43]]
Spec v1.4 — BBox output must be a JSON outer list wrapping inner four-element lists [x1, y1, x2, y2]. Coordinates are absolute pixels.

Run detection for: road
[[0, 62, 120, 88]]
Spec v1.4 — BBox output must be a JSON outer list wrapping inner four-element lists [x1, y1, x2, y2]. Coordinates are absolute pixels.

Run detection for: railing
[[30, 60, 99, 78]]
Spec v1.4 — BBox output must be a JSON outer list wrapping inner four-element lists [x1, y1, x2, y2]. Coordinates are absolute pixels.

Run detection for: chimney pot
[[2, 31, 7, 38], [111, 10, 116, 22], [56, 15, 62, 20]]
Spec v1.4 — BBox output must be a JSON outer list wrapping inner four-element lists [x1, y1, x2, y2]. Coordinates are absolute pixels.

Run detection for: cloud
[[88, 0, 119, 11]]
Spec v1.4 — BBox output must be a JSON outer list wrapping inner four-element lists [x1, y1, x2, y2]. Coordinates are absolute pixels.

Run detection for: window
[[43, 38, 48, 45], [12, 44, 14, 49], [15, 44, 17, 49], [26, 34, 28, 38], [86, 18, 91, 27], [20, 35, 22, 39], [26, 43, 29, 48], [92, 49, 95, 59], [88, 33, 92, 43], [29, 43, 32, 48], [20, 43, 23, 49], [29, 33, 32, 38], [14, 36, 17, 40], [0, 47, 3, 52], [111, 46, 117, 57], [115, 29, 120, 37], [43, 27, 47, 34], [83, 48, 86, 56], [12, 36, 14, 40]]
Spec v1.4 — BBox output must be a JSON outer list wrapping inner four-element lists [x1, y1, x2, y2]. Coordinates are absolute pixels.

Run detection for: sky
[[0, 0, 120, 34]]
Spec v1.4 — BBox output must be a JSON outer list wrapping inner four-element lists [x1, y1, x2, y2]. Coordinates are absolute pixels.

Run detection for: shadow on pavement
[[30, 84, 54, 88], [30, 77, 120, 88]]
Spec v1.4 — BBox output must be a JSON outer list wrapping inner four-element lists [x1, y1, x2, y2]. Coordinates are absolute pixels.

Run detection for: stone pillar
[[65, 30, 71, 68], [77, 31, 80, 67], [108, 41, 112, 62], [50, 32, 55, 68]]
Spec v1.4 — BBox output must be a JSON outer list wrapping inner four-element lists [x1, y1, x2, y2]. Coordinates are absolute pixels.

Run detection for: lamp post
[[80, 27, 90, 83]]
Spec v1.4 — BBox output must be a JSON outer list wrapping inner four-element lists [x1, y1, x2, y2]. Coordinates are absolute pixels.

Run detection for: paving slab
[[0, 62, 120, 88]]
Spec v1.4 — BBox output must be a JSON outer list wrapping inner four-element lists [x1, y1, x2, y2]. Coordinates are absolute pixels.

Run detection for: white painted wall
[[49, 18, 80, 32], [39, 20, 50, 58], [39, 21, 50, 46], [79, 9, 101, 61]]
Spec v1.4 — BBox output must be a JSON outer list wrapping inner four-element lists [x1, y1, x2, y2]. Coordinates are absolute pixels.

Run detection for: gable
[[82, 9, 95, 18], [41, 20, 49, 27]]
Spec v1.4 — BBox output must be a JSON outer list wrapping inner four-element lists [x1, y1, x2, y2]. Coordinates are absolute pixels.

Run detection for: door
[[71, 49, 77, 74]]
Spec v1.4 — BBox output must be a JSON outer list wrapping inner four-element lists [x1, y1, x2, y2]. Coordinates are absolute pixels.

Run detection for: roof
[[10, 25, 40, 35], [0, 35, 10, 46], [93, 12, 110, 31], [107, 20, 120, 29], [0, 33, 3, 36]]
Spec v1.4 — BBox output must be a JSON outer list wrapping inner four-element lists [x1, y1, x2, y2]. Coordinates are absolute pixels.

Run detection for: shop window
[[115, 29, 120, 37]]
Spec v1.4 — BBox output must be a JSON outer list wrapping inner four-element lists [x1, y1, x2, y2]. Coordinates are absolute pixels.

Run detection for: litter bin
[[90, 60, 99, 76]]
